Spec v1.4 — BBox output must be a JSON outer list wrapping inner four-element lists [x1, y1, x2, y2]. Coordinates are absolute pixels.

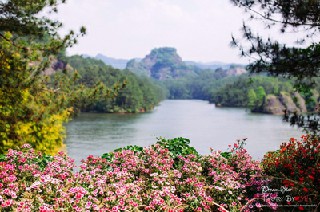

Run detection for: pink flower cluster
[[0, 142, 277, 211]]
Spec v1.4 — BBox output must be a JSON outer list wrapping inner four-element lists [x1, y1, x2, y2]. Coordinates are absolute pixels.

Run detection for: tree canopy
[[65, 55, 165, 113], [230, 0, 320, 85], [231, 0, 320, 135], [0, 0, 165, 154], [0, 0, 86, 154]]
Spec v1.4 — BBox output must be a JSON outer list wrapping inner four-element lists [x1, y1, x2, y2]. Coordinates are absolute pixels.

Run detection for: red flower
[[302, 187, 308, 193], [298, 206, 304, 211], [309, 175, 314, 181]]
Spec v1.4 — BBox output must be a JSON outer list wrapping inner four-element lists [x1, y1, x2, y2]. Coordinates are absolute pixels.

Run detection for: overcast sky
[[54, 0, 297, 64]]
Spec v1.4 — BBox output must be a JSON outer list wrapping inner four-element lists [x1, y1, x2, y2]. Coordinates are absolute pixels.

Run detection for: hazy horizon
[[54, 0, 302, 64], [81, 49, 247, 65]]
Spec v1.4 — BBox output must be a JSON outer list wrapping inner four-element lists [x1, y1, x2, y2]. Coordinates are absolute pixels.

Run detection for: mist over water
[[66, 100, 302, 165]]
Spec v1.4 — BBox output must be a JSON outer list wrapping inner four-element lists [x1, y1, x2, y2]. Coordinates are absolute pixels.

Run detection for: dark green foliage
[[283, 112, 320, 136], [162, 70, 239, 100], [247, 88, 257, 108], [0, 154, 5, 162], [220, 152, 232, 159], [299, 88, 319, 111], [101, 137, 199, 169], [114, 145, 143, 153], [1, 0, 61, 36], [156, 137, 199, 158], [231, 0, 320, 86], [211, 76, 295, 108], [101, 145, 144, 163], [34, 155, 54, 171], [0, 0, 86, 55], [255, 86, 267, 106], [231, 0, 320, 134], [64, 55, 165, 113], [101, 152, 114, 162], [149, 48, 181, 69]]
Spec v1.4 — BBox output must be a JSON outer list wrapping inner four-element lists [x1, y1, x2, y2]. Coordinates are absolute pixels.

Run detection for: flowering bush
[[0, 139, 276, 211], [261, 135, 320, 211], [202, 140, 276, 211]]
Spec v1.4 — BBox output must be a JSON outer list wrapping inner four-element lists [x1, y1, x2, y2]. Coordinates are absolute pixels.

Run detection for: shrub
[[0, 140, 276, 211], [156, 137, 199, 157], [261, 135, 320, 211], [202, 139, 276, 211]]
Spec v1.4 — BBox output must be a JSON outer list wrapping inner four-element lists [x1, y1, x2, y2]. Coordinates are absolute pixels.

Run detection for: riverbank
[[212, 91, 316, 116]]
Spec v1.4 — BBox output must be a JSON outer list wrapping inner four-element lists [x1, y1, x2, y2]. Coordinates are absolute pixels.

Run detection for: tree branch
[[247, 7, 320, 28]]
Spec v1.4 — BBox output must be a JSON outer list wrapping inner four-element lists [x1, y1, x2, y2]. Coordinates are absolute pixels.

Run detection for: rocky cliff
[[126, 47, 196, 80], [126, 47, 246, 80], [43, 58, 69, 75], [262, 92, 308, 115]]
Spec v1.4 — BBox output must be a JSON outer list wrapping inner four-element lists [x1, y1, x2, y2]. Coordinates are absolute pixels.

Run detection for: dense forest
[[124, 47, 246, 100], [211, 76, 320, 114], [65, 51, 306, 117], [161, 71, 238, 100], [72, 50, 319, 116], [1, 0, 319, 211], [123, 47, 320, 114], [64, 56, 165, 113]]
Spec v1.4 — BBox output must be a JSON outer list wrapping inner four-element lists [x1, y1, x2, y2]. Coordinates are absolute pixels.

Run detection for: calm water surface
[[66, 100, 302, 164]]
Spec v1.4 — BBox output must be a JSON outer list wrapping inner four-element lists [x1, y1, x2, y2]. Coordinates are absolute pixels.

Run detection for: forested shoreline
[[63, 55, 165, 113], [210, 76, 320, 115], [1, 0, 319, 211], [58, 52, 320, 116]]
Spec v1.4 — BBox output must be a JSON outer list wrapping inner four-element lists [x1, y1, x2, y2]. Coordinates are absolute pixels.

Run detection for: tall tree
[[247, 88, 257, 108], [231, 0, 320, 134], [230, 0, 320, 86], [0, 0, 85, 154], [255, 86, 266, 106]]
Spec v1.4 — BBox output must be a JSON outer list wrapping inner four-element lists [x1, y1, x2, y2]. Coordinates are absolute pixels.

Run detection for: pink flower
[[112, 206, 119, 211], [2, 199, 13, 207], [85, 201, 92, 209]]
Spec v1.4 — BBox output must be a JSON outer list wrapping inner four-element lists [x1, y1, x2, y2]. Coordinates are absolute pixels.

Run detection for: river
[[65, 100, 302, 164]]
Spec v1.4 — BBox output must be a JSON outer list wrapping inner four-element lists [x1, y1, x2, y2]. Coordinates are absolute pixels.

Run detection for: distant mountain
[[94, 54, 128, 69], [126, 47, 201, 80], [81, 54, 91, 58], [185, 61, 245, 70], [85, 48, 247, 79], [126, 47, 246, 80]]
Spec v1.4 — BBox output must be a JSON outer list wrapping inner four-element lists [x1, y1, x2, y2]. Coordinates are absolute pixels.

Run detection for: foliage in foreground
[[1, 139, 275, 212], [231, 0, 320, 85], [261, 135, 320, 210], [0, 0, 86, 155], [0, 32, 73, 155], [0, 136, 319, 211]]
